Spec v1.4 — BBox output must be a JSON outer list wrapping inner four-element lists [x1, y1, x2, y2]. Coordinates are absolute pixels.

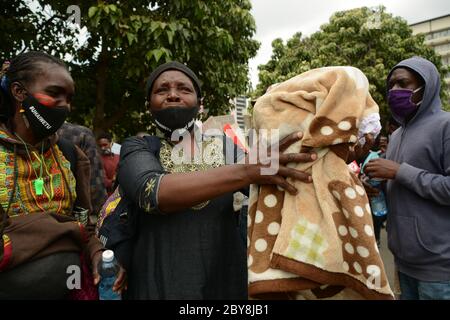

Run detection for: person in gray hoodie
[[365, 56, 450, 300]]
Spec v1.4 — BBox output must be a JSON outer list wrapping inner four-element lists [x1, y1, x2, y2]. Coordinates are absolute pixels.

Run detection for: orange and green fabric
[[0, 129, 77, 217]]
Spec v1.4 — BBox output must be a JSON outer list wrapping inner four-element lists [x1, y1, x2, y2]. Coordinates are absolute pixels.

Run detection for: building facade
[[233, 96, 248, 131], [410, 14, 450, 93]]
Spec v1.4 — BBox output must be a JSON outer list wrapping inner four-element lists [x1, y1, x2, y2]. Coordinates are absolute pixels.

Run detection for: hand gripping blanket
[[248, 66, 393, 300]]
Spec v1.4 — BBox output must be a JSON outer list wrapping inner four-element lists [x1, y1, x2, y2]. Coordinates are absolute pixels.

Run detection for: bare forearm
[[158, 164, 252, 213]]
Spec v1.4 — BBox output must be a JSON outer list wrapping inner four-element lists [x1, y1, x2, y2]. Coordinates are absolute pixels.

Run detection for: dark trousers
[[398, 271, 450, 300], [0, 252, 80, 300], [372, 214, 386, 243], [238, 204, 248, 246]]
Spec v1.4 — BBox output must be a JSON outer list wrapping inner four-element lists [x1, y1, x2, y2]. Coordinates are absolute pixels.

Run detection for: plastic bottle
[[98, 250, 121, 300], [368, 179, 388, 216], [361, 150, 388, 217]]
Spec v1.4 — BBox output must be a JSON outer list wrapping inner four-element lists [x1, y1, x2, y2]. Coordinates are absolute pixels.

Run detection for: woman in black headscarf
[[117, 61, 316, 299]]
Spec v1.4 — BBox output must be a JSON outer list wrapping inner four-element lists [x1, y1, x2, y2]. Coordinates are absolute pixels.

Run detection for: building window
[[435, 43, 450, 53], [427, 28, 450, 40], [442, 56, 450, 66]]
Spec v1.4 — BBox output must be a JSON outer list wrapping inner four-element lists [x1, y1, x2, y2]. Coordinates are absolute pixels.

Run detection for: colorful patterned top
[[95, 130, 233, 234], [0, 128, 76, 217], [115, 130, 248, 299]]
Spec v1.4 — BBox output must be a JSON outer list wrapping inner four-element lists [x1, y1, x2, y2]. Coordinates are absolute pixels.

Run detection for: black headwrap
[[145, 61, 202, 101]]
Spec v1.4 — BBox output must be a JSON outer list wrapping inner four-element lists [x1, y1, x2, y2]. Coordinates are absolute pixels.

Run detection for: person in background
[[361, 116, 397, 225], [386, 115, 401, 141], [97, 131, 120, 196], [378, 135, 388, 155], [365, 56, 450, 300], [360, 134, 388, 247], [58, 122, 108, 222]]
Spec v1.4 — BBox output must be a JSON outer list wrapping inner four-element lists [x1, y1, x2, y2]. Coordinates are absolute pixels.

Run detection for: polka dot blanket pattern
[[248, 66, 393, 300]]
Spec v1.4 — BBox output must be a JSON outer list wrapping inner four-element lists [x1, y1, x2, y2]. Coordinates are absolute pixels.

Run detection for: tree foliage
[[0, 1, 78, 61], [256, 7, 450, 125], [1, 0, 259, 139]]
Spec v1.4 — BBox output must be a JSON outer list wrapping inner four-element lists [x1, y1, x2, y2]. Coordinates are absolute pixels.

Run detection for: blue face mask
[[388, 86, 423, 122]]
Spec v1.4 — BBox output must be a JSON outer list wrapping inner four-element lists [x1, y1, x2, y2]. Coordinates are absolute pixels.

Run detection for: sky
[[249, 0, 450, 88]]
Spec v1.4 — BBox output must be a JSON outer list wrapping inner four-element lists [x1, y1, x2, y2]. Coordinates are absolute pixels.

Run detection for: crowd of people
[[0, 51, 449, 300]]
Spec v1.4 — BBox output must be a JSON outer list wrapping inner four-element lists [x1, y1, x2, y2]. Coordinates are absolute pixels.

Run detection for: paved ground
[[379, 227, 397, 295]]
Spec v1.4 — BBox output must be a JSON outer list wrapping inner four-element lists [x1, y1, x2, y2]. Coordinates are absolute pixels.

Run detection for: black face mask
[[21, 94, 69, 141], [151, 105, 199, 136]]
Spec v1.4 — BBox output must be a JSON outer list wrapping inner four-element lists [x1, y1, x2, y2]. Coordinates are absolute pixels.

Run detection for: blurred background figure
[[58, 122, 108, 221], [97, 131, 120, 196]]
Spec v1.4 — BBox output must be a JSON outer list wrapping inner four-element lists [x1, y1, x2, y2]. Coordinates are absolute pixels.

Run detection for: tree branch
[[93, 44, 109, 131], [20, 13, 67, 54], [103, 104, 129, 129]]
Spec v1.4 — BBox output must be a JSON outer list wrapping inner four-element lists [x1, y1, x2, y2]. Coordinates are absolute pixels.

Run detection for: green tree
[[256, 6, 450, 125], [2, 0, 259, 139], [0, 1, 78, 61]]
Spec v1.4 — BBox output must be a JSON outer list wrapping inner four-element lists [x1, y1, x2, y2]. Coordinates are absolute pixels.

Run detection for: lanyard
[[14, 134, 53, 198]]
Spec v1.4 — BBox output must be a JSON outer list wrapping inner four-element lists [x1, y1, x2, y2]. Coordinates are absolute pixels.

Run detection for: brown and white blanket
[[248, 66, 393, 300]]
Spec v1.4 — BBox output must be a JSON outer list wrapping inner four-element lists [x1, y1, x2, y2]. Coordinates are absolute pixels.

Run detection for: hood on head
[[387, 56, 442, 125]]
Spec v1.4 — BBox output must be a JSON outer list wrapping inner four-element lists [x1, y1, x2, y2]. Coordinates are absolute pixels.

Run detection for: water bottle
[[368, 179, 388, 217], [98, 250, 121, 300], [361, 150, 388, 216]]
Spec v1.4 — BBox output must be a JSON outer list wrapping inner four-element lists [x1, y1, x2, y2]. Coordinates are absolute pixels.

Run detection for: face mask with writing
[[21, 93, 69, 141]]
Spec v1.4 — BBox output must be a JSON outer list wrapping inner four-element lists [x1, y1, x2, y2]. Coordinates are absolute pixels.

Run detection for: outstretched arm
[[119, 132, 316, 214]]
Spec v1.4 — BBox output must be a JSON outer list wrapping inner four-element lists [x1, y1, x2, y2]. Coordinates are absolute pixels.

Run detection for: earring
[[21, 113, 30, 129]]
